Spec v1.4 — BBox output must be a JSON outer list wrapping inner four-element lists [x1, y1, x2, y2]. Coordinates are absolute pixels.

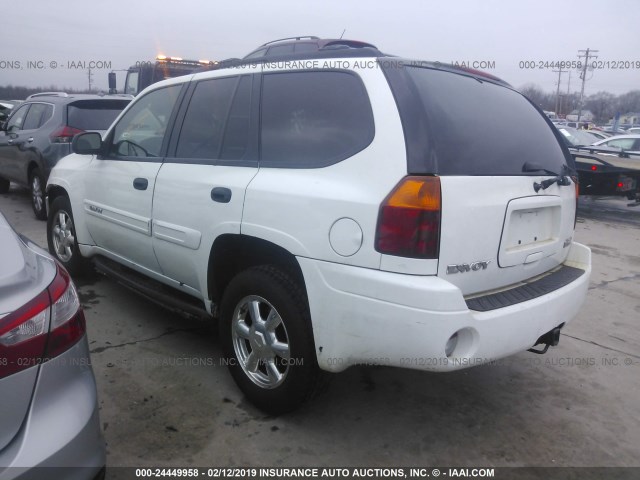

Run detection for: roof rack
[[261, 36, 320, 46], [26, 92, 69, 99]]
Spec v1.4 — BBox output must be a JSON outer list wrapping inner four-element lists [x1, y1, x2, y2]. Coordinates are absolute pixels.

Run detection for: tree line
[[518, 84, 640, 124]]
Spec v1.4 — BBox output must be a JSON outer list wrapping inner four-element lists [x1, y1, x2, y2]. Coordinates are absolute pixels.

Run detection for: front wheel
[[30, 169, 47, 220], [220, 265, 324, 414], [47, 196, 87, 276]]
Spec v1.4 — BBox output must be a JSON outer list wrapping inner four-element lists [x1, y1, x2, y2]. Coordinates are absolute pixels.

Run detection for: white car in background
[[593, 134, 640, 155]]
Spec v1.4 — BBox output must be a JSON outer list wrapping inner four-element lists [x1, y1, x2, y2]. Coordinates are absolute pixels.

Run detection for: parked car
[[0, 212, 105, 478], [244, 35, 378, 59], [46, 47, 591, 414], [627, 127, 640, 134], [592, 134, 640, 155], [556, 126, 602, 147], [0, 93, 131, 220], [0, 101, 16, 125]]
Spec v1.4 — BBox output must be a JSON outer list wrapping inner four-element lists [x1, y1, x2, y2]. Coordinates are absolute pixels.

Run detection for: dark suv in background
[[0, 92, 131, 219]]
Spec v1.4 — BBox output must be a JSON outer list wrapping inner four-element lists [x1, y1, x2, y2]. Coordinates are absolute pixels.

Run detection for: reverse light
[[50, 126, 84, 143], [375, 176, 441, 259], [0, 264, 85, 379]]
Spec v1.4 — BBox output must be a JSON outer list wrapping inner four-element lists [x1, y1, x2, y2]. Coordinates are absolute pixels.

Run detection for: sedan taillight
[[0, 264, 85, 379]]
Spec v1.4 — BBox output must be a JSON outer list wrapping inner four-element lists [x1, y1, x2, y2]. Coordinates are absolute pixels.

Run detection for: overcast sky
[[2, 0, 639, 96]]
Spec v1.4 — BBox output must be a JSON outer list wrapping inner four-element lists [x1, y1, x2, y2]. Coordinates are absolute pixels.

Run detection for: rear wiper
[[522, 162, 573, 192]]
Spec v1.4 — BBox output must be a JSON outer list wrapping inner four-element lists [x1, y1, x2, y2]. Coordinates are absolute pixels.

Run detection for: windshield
[[384, 64, 571, 176], [557, 127, 600, 146]]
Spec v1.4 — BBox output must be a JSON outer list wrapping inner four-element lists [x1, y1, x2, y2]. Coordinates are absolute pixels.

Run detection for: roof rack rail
[[26, 92, 69, 99], [261, 36, 320, 46]]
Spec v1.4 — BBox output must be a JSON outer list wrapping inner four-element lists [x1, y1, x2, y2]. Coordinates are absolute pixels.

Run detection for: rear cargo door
[[384, 64, 577, 296]]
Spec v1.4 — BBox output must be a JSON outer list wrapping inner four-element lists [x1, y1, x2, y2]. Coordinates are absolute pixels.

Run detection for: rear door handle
[[133, 178, 148, 190], [211, 187, 232, 203]]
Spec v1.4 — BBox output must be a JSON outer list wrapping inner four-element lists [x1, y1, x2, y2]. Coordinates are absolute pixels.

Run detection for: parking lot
[[1, 186, 639, 472]]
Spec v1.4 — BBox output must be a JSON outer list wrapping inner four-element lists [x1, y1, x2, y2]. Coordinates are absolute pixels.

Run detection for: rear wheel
[[0, 177, 9, 194], [30, 169, 46, 220], [220, 265, 323, 414], [47, 196, 87, 276]]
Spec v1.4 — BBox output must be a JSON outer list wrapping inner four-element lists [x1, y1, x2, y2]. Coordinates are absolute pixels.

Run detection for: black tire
[[47, 196, 87, 276], [0, 177, 9, 194], [30, 168, 47, 220], [220, 265, 324, 414]]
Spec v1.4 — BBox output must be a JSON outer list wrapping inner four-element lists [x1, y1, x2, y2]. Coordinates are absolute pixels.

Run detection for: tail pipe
[[528, 325, 563, 355]]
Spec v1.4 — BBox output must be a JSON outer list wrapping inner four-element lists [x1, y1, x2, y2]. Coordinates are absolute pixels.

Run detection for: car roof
[[23, 93, 133, 104], [594, 134, 640, 143]]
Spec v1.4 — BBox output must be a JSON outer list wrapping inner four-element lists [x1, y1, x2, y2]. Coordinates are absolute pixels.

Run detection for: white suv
[[46, 48, 591, 413]]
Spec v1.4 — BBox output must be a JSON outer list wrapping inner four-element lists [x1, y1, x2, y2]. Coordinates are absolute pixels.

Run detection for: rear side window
[[260, 71, 374, 168], [67, 100, 131, 131], [385, 66, 569, 175], [22, 103, 52, 130], [175, 75, 252, 161]]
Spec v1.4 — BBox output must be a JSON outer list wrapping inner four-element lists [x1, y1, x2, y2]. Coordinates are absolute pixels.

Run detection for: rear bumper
[[0, 336, 105, 480], [299, 242, 591, 373]]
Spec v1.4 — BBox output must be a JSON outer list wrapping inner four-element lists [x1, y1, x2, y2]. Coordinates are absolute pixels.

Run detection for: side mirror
[[108, 72, 117, 94], [72, 132, 103, 155]]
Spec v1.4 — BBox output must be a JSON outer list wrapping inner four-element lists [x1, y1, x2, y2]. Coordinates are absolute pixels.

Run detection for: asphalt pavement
[[1, 185, 639, 473]]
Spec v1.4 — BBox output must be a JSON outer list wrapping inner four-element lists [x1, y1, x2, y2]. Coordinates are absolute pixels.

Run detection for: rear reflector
[[375, 176, 441, 259], [0, 263, 85, 379]]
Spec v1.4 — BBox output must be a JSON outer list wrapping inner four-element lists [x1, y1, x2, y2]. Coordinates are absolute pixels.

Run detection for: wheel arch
[[208, 234, 306, 307]]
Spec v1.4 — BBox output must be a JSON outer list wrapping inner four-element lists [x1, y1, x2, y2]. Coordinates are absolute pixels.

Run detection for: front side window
[[108, 84, 181, 158], [260, 71, 374, 167], [124, 71, 139, 96], [6, 104, 30, 132]]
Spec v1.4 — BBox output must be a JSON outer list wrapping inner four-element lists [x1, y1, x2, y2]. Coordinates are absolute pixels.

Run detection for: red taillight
[[375, 176, 441, 259], [591, 165, 597, 171], [50, 126, 84, 143], [0, 263, 85, 380]]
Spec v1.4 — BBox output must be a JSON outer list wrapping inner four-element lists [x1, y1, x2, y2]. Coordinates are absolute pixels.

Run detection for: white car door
[[83, 83, 183, 273], [151, 74, 259, 294]]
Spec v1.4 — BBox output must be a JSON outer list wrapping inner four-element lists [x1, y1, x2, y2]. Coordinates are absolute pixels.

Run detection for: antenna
[[340, 29, 346, 39]]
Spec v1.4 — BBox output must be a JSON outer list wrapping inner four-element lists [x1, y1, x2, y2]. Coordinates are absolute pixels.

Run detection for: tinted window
[[67, 100, 130, 131], [385, 66, 570, 175], [244, 49, 267, 59], [109, 84, 181, 158], [294, 43, 318, 53], [6, 104, 29, 132], [176, 76, 252, 161], [261, 71, 374, 167], [22, 103, 52, 130], [267, 44, 295, 56]]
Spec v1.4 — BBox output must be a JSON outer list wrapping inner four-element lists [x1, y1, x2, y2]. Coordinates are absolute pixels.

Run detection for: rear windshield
[[67, 100, 130, 130], [384, 65, 571, 175]]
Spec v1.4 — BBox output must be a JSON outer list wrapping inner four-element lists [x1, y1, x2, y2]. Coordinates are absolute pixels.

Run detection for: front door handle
[[211, 187, 232, 203], [133, 177, 148, 190], [26, 137, 34, 143]]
